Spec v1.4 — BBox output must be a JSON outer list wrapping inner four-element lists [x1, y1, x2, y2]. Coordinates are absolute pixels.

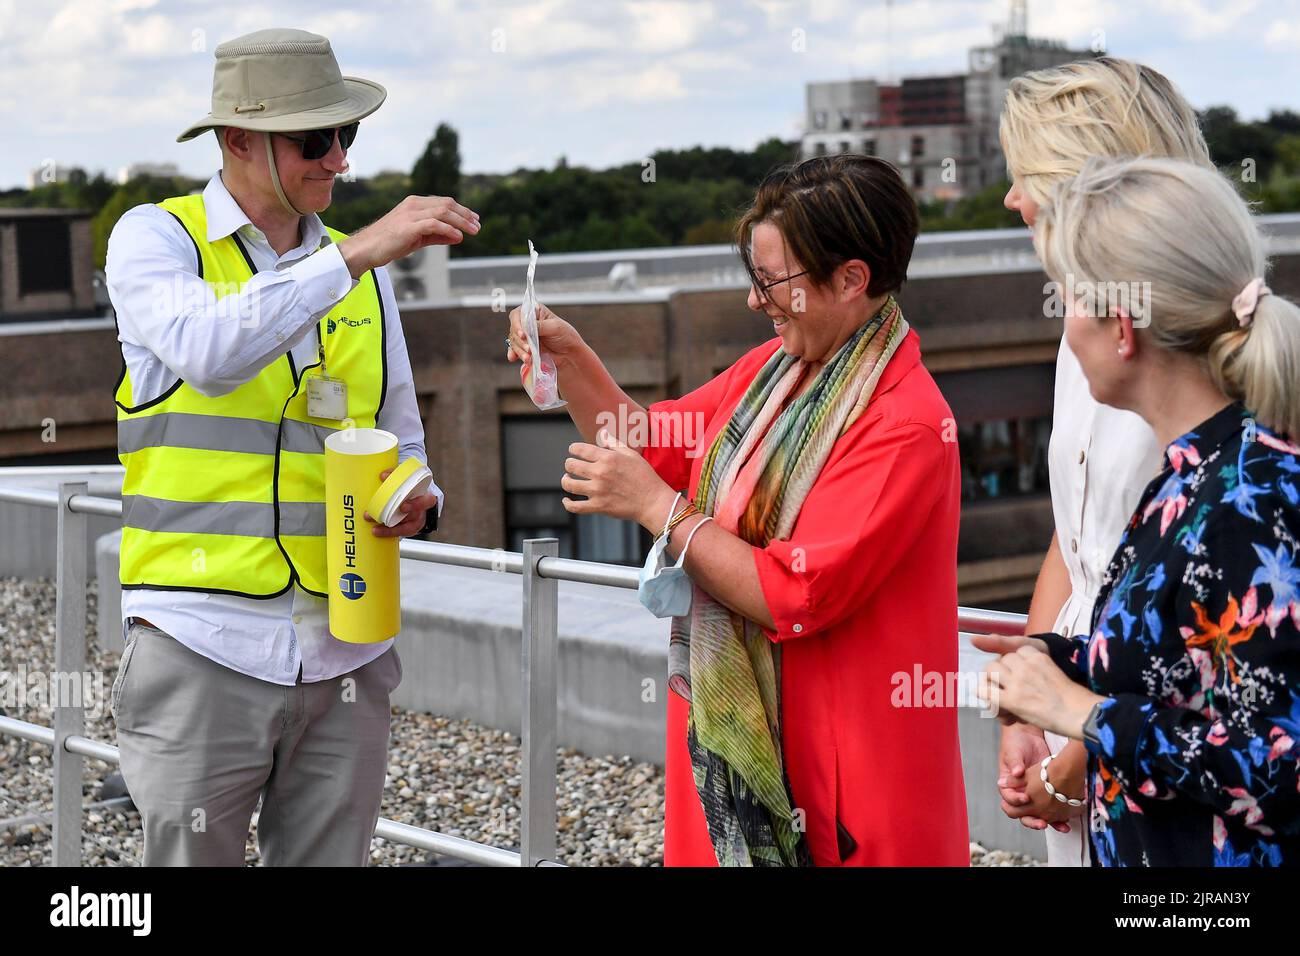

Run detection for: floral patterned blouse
[[1042, 402, 1300, 866]]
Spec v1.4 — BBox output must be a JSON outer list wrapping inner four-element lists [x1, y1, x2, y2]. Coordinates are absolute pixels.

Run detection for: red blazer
[[642, 329, 969, 866]]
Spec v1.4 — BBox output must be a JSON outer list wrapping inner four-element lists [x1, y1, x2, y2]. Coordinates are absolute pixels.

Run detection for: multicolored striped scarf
[[668, 295, 909, 866]]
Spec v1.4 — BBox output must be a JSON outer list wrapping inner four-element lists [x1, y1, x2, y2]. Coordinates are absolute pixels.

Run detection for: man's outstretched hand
[[339, 195, 480, 278]]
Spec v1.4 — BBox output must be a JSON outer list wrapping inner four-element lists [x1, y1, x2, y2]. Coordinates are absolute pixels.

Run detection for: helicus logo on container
[[338, 491, 366, 599]]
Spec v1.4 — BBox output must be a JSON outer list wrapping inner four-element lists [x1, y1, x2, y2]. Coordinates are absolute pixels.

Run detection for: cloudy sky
[[2, 0, 1299, 189]]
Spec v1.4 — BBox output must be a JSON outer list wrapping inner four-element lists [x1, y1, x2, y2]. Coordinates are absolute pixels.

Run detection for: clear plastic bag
[[520, 240, 566, 410]]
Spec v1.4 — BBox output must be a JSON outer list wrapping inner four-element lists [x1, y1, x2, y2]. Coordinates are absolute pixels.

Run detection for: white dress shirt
[[1041, 335, 1164, 865], [106, 171, 442, 686]]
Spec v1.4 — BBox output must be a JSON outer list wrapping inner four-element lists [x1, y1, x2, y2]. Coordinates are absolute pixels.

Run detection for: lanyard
[[316, 322, 327, 378]]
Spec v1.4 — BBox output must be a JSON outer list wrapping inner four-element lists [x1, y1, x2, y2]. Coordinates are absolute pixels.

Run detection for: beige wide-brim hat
[[177, 28, 386, 143]]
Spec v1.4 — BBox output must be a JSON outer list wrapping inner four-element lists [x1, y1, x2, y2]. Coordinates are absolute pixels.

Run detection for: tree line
[[4, 108, 1300, 271]]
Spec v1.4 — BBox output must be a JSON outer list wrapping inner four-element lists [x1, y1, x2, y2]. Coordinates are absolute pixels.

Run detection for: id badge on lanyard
[[305, 323, 349, 421]]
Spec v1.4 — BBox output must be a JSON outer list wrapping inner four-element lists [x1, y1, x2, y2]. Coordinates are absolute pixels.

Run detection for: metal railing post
[[52, 481, 87, 866], [520, 538, 558, 867]]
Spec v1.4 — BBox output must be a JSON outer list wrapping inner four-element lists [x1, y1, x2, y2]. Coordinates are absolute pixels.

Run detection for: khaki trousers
[[111, 621, 401, 866]]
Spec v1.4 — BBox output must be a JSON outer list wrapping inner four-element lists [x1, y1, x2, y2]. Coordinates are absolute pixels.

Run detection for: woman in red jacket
[[507, 154, 968, 866]]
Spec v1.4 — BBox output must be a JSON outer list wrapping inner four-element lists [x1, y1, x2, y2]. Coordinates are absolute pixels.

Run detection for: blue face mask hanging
[[638, 492, 714, 618]]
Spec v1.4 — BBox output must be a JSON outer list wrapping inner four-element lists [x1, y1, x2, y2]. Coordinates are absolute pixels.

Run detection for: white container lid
[[367, 458, 434, 527]]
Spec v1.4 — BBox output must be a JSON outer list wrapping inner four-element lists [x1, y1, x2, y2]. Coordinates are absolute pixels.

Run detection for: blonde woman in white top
[[995, 57, 1214, 865]]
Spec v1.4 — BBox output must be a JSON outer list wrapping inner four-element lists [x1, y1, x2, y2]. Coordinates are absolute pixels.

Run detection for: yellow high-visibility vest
[[114, 193, 388, 598]]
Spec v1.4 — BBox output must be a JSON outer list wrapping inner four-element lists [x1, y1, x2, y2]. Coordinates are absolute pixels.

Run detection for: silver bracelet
[[1040, 754, 1084, 807]]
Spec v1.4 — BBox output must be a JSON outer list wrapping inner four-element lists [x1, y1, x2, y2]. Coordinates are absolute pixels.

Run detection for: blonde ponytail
[[1211, 292, 1300, 439], [1036, 156, 1300, 441]]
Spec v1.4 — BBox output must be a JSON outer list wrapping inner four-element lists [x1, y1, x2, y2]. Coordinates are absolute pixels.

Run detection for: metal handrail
[[0, 482, 1030, 623], [0, 483, 1029, 867]]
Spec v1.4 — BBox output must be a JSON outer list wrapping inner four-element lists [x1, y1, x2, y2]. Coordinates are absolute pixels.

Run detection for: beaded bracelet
[[1040, 754, 1084, 806]]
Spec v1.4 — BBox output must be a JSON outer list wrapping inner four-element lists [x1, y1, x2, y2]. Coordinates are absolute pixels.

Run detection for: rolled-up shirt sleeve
[[752, 420, 947, 642]]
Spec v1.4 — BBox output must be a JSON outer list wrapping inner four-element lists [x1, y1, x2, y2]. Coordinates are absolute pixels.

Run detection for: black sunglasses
[[276, 122, 359, 160]]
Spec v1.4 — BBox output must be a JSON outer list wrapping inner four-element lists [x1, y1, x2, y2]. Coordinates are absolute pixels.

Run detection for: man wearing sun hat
[[104, 27, 479, 866]]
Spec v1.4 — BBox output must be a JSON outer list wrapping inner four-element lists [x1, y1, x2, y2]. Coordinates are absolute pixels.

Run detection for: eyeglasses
[[275, 122, 359, 160], [756, 270, 808, 292]]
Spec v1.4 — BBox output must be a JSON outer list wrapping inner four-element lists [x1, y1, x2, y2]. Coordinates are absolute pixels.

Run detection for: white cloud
[[1265, 17, 1300, 51], [111, 0, 163, 12], [0, 0, 1297, 188], [569, 61, 689, 108], [1150, 0, 1261, 41], [626, 1, 714, 53], [663, 48, 755, 72]]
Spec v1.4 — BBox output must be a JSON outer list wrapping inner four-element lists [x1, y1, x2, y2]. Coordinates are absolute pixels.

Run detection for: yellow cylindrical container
[[324, 427, 400, 643]]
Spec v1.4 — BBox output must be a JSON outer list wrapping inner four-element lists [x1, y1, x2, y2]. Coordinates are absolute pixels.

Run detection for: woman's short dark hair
[[736, 154, 919, 302]]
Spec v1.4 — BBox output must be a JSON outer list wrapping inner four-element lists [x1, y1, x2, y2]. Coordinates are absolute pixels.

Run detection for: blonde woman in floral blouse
[[975, 157, 1300, 866], [996, 57, 1215, 866]]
